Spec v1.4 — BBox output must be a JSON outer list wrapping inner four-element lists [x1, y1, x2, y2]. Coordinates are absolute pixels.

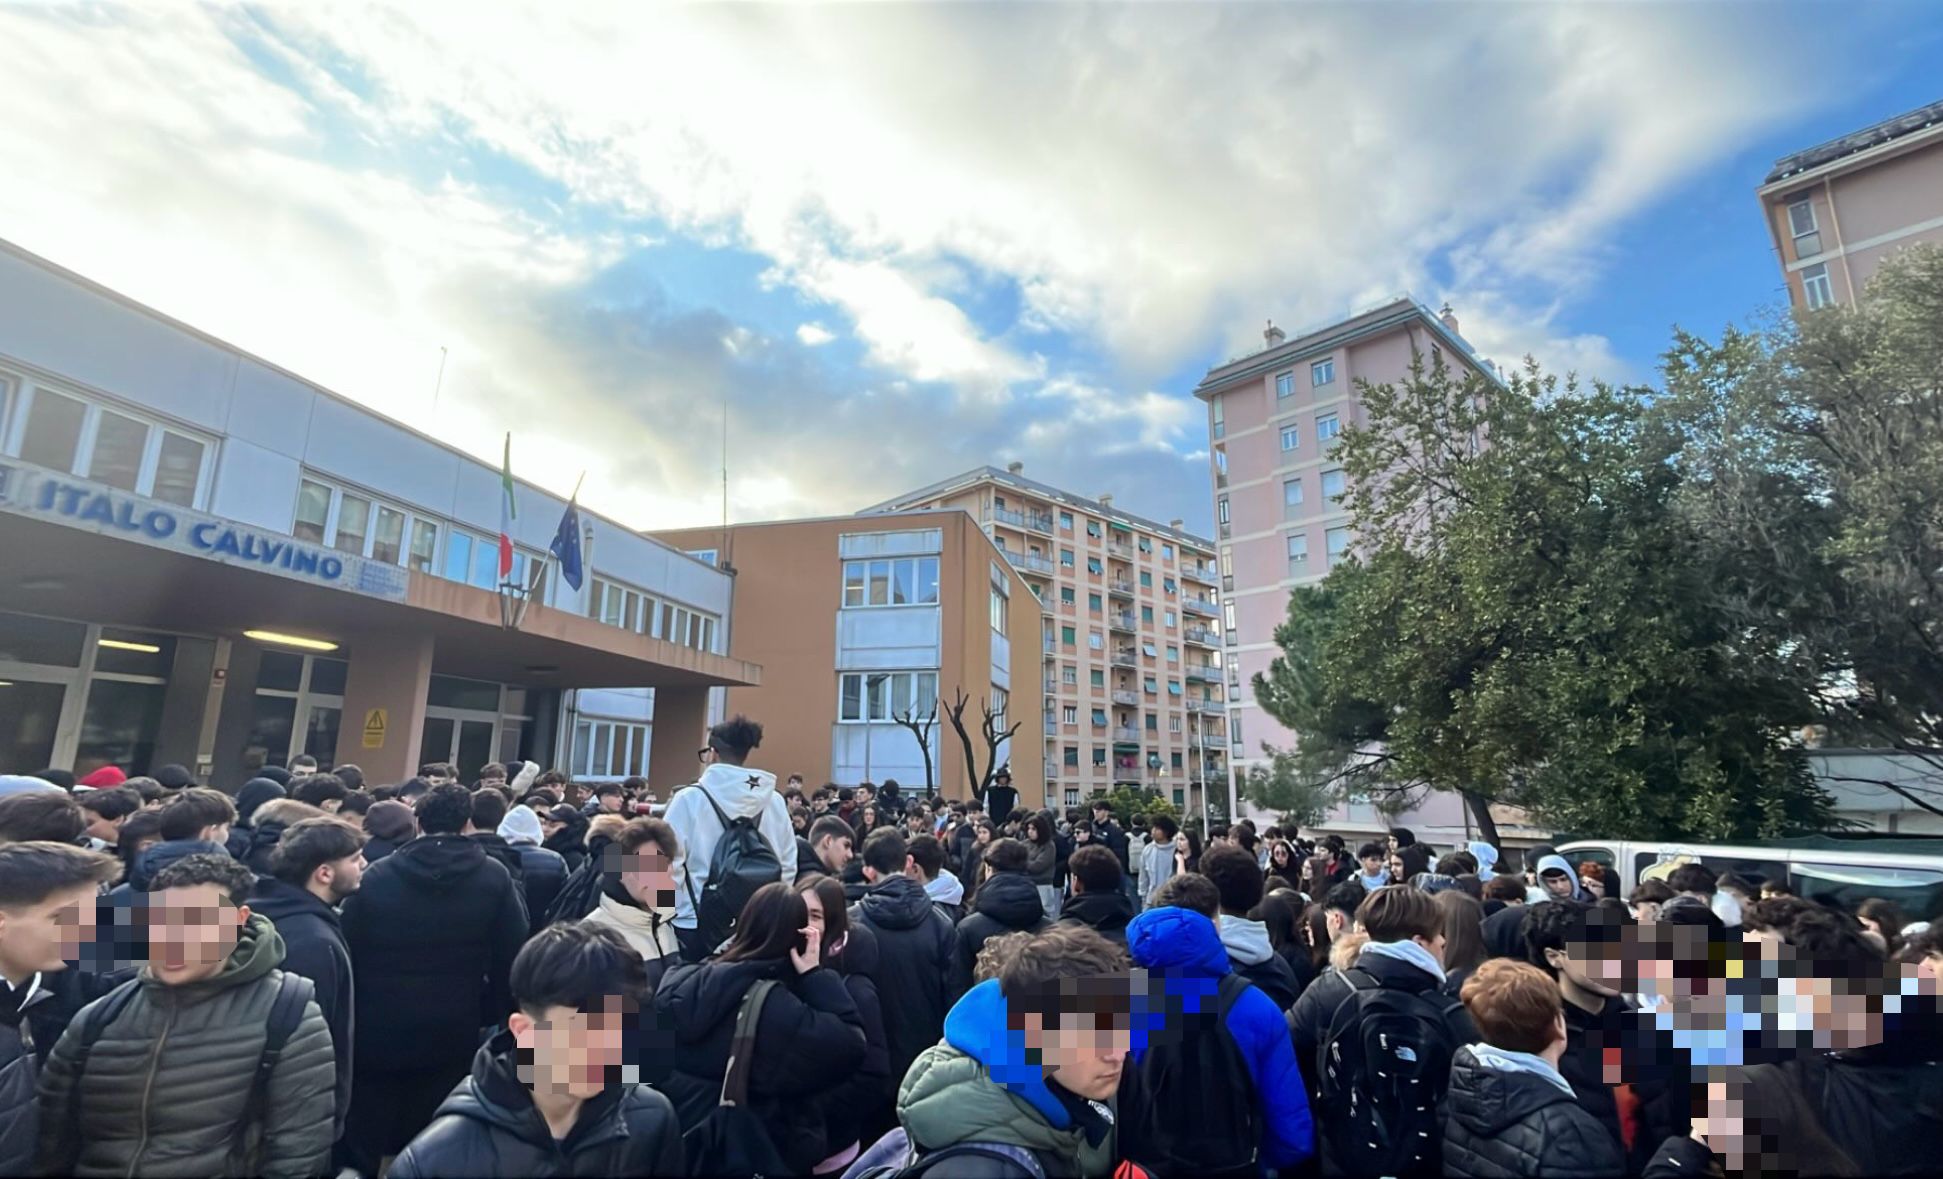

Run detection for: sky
[[1, 3, 1939, 537]]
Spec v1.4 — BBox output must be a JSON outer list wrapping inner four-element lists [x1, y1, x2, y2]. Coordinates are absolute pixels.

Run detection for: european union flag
[[549, 496, 584, 592]]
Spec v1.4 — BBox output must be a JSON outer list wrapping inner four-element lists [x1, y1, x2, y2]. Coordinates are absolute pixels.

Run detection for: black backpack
[[1316, 968, 1465, 1178], [544, 854, 606, 927], [58, 971, 313, 1173], [683, 785, 782, 954], [1123, 972, 1260, 1178]]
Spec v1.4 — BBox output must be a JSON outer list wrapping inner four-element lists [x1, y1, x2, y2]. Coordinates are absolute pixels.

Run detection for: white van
[[1554, 837, 1943, 921]]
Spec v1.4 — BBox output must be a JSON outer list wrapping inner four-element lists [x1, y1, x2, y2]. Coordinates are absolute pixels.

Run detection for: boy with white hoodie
[[662, 715, 796, 961]]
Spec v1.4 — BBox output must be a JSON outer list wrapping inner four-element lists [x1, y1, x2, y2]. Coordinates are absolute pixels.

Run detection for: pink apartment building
[[1760, 97, 1943, 309], [1194, 298, 1502, 842]]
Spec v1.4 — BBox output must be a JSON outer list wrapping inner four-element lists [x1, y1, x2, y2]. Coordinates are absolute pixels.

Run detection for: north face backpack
[[1124, 972, 1260, 1178], [684, 784, 782, 953], [1316, 968, 1464, 1178]]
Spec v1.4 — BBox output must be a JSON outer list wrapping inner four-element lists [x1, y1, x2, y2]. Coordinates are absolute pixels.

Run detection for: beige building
[[652, 511, 1046, 808], [1760, 97, 1943, 310], [864, 466, 1225, 817]]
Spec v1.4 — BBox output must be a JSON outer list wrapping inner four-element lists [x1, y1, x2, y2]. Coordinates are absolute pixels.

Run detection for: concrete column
[[334, 633, 435, 784], [648, 685, 711, 800]]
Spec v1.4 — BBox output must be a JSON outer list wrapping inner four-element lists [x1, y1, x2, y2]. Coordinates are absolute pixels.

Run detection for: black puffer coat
[[1442, 1046, 1626, 1178], [341, 835, 527, 1075], [821, 924, 894, 1151], [1784, 1010, 1943, 1177], [0, 988, 41, 1176], [509, 842, 569, 935], [389, 1029, 685, 1178], [951, 873, 1048, 993], [654, 956, 867, 1174], [850, 874, 957, 1085]]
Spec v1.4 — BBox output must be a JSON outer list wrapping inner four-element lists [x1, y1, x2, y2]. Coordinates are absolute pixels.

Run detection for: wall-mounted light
[[243, 629, 340, 652], [98, 639, 162, 654]]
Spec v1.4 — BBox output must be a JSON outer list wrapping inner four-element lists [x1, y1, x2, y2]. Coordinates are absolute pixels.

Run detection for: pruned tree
[[945, 687, 1022, 806], [892, 701, 939, 800]]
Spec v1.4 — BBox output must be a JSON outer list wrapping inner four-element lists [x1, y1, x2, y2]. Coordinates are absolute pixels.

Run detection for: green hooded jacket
[[35, 913, 336, 1178]]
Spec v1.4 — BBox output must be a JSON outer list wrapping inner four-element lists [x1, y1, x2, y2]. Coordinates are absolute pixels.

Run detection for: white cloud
[[0, 2, 1890, 529]]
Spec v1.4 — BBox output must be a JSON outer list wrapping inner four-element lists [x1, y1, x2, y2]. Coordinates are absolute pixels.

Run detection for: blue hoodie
[[1126, 906, 1315, 1170]]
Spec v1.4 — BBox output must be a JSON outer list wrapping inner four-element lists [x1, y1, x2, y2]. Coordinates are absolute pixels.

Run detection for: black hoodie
[[1057, 887, 1135, 944], [251, 874, 355, 1136], [951, 872, 1049, 993], [341, 834, 527, 1074], [653, 956, 867, 1174], [850, 874, 957, 1085], [388, 1029, 686, 1178]]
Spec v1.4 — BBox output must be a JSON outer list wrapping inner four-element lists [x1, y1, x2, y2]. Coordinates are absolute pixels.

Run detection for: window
[[1321, 469, 1346, 501], [6, 382, 213, 508], [1167, 644, 1179, 663], [1223, 600, 1237, 632], [1086, 519, 1102, 538], [1287, 533, 1309, 571], [1280, 425, 1299, 452], [1062, 664, 1078, 685], [571, 719, 650, 780], [1312, 358, 1336, 387], [1060, 511, 1074, 530], [1283, 477, 1303, 510], [1141, 642, 1158, 658], [1163, 577, 1176, 594], [1138, 537, 1152, 554], [1094, 748, 1108, 766], [1212, 398, 1225, 439], [1060, 586, 1075, 604], [591, 576, 661, 637], [1064, 745, 1080, 767], [1143, 676, 1158, 694], [1162, 543, 1174, 560], [1139, 571, 1152, 588], [1086, 557, 1103, 575], [1802, 263, 1835, 310], [1316, 413, 1340, 442], [1140, 605, 1154, 623], [1170, 715, 1183, 733], [1088, 592, 1102, 611], [1060, 548, 1075, 568], [1276, 371, 1294, 398], [1164, 609, 1176, 627], [1091, 709, 1107, 727], [1326, 526, 1351, 562], [1145, 714, 1159, 732], [841, 557, 941, 608], [1172, 787, 1185, 806], [1217, 497, 1230, 525], [1063, 787, 1081, 807], [1230, 715, 1243, 745], [1061, 625, 1076, 647], [1171, 751, 1184, 770], [838, 671, 939, 721], [1090, 669, 1105, 687], [1788, 197, 1821, 258], [1167, 680, 1182, 696], [1088, 630, 1104, 650], [1063, 705, 1078, 725], [990, 588, 1007, 633], [292, 475, 442, 573]]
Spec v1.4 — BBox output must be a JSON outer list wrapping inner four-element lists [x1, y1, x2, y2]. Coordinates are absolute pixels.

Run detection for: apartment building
[[1194, 299, 1497, 839], [652, 512, 1046, 808], [0, 239, 755, 791], [1760, 97, 1943, 309], [863, 466, 1225, 817]]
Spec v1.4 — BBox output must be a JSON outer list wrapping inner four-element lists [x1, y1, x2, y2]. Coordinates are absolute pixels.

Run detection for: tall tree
[[892, 702, 939, 799], [1253, 352, 1836, 841], [944, 688, 1022, 807]]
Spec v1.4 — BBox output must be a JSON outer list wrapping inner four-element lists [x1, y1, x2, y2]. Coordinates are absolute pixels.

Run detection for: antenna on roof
[[432, 345, 448, 412]]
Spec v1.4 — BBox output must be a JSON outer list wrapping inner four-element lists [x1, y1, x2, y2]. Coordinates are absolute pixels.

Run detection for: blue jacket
[[1126, 906, 1315, 1170]]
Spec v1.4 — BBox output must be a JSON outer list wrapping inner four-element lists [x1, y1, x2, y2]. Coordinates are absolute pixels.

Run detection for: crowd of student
[[0, 719, 1939, 1178]]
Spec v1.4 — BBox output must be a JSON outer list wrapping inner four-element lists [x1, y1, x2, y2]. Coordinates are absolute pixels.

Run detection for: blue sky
[[1, 3, 1938, 536]]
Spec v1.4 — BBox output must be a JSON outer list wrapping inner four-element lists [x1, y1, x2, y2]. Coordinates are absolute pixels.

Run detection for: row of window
[[296, 475, 553, 601], [1, 377, 214, 509], [1286, 527, 1353, 572], [993, 496, 1193, 563], [1058, 745, 1201, 769], [1279, 413, 1342, 452], [1281, 470, 1347, 511], [589, 576, 720, 653], [1275, 357, 1337, 398], [841, 557, 943, 609], [571, 718, 649, 780], [838, 670, 941, 722]]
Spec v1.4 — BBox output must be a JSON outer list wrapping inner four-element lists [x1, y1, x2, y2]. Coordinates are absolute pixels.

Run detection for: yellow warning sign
[[362, 708, 388, 749]]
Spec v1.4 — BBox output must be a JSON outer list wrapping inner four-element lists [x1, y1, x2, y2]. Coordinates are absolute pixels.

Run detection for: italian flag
[[498, 433, 516, 582]]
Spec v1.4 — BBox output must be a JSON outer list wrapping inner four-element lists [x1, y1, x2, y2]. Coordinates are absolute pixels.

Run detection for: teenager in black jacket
[[951, 839, 1049, 993], [390, 924, 686, 1178], [846, 830, 957, 1091], [653, 882, 867, 1174], [341, 785, 528, 1177], [799, 874, 894, 1163]]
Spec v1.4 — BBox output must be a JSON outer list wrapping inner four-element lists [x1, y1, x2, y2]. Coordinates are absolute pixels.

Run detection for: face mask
[[1713, 891, 1743, 928]]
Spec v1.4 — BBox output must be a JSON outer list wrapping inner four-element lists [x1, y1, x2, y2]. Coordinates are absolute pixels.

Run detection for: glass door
[[0, 677, 70, 772]]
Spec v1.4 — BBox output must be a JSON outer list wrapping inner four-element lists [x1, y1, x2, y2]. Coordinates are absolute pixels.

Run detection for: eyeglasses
[[696, 747, 712, 763]]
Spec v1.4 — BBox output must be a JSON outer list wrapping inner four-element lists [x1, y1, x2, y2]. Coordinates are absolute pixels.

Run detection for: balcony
[[1182, 596, 1219, 618], [1111, 689, 1139, 707], [1043, 677, 1060, 692], [1185, 665, 1218, 683], [1044, 718, 1058, 736], [1106, 540, 1134, 561], [1003, 549, 1056, 577], [1189, 697, 1228, 715], [1183, 564, 1218, 586], [1183, 625, 1218, 647], [1108, 610, 1137, 632], [1044, 759, 1061, 779], [1111, 726, 1143, 744], [994, 505, 1056, 534], [1107, 579, 1136, 598], [1043, 636, 1058, 655], [1109, 649, 1138, 669]]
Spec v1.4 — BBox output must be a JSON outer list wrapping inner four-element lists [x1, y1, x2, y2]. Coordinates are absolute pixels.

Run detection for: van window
[[1633, 851, 1784, 891], [1789, 861, 1943, 922]]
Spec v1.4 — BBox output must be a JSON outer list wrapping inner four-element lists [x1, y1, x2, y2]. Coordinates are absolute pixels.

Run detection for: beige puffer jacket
[[35, 914, 336, 1178]]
